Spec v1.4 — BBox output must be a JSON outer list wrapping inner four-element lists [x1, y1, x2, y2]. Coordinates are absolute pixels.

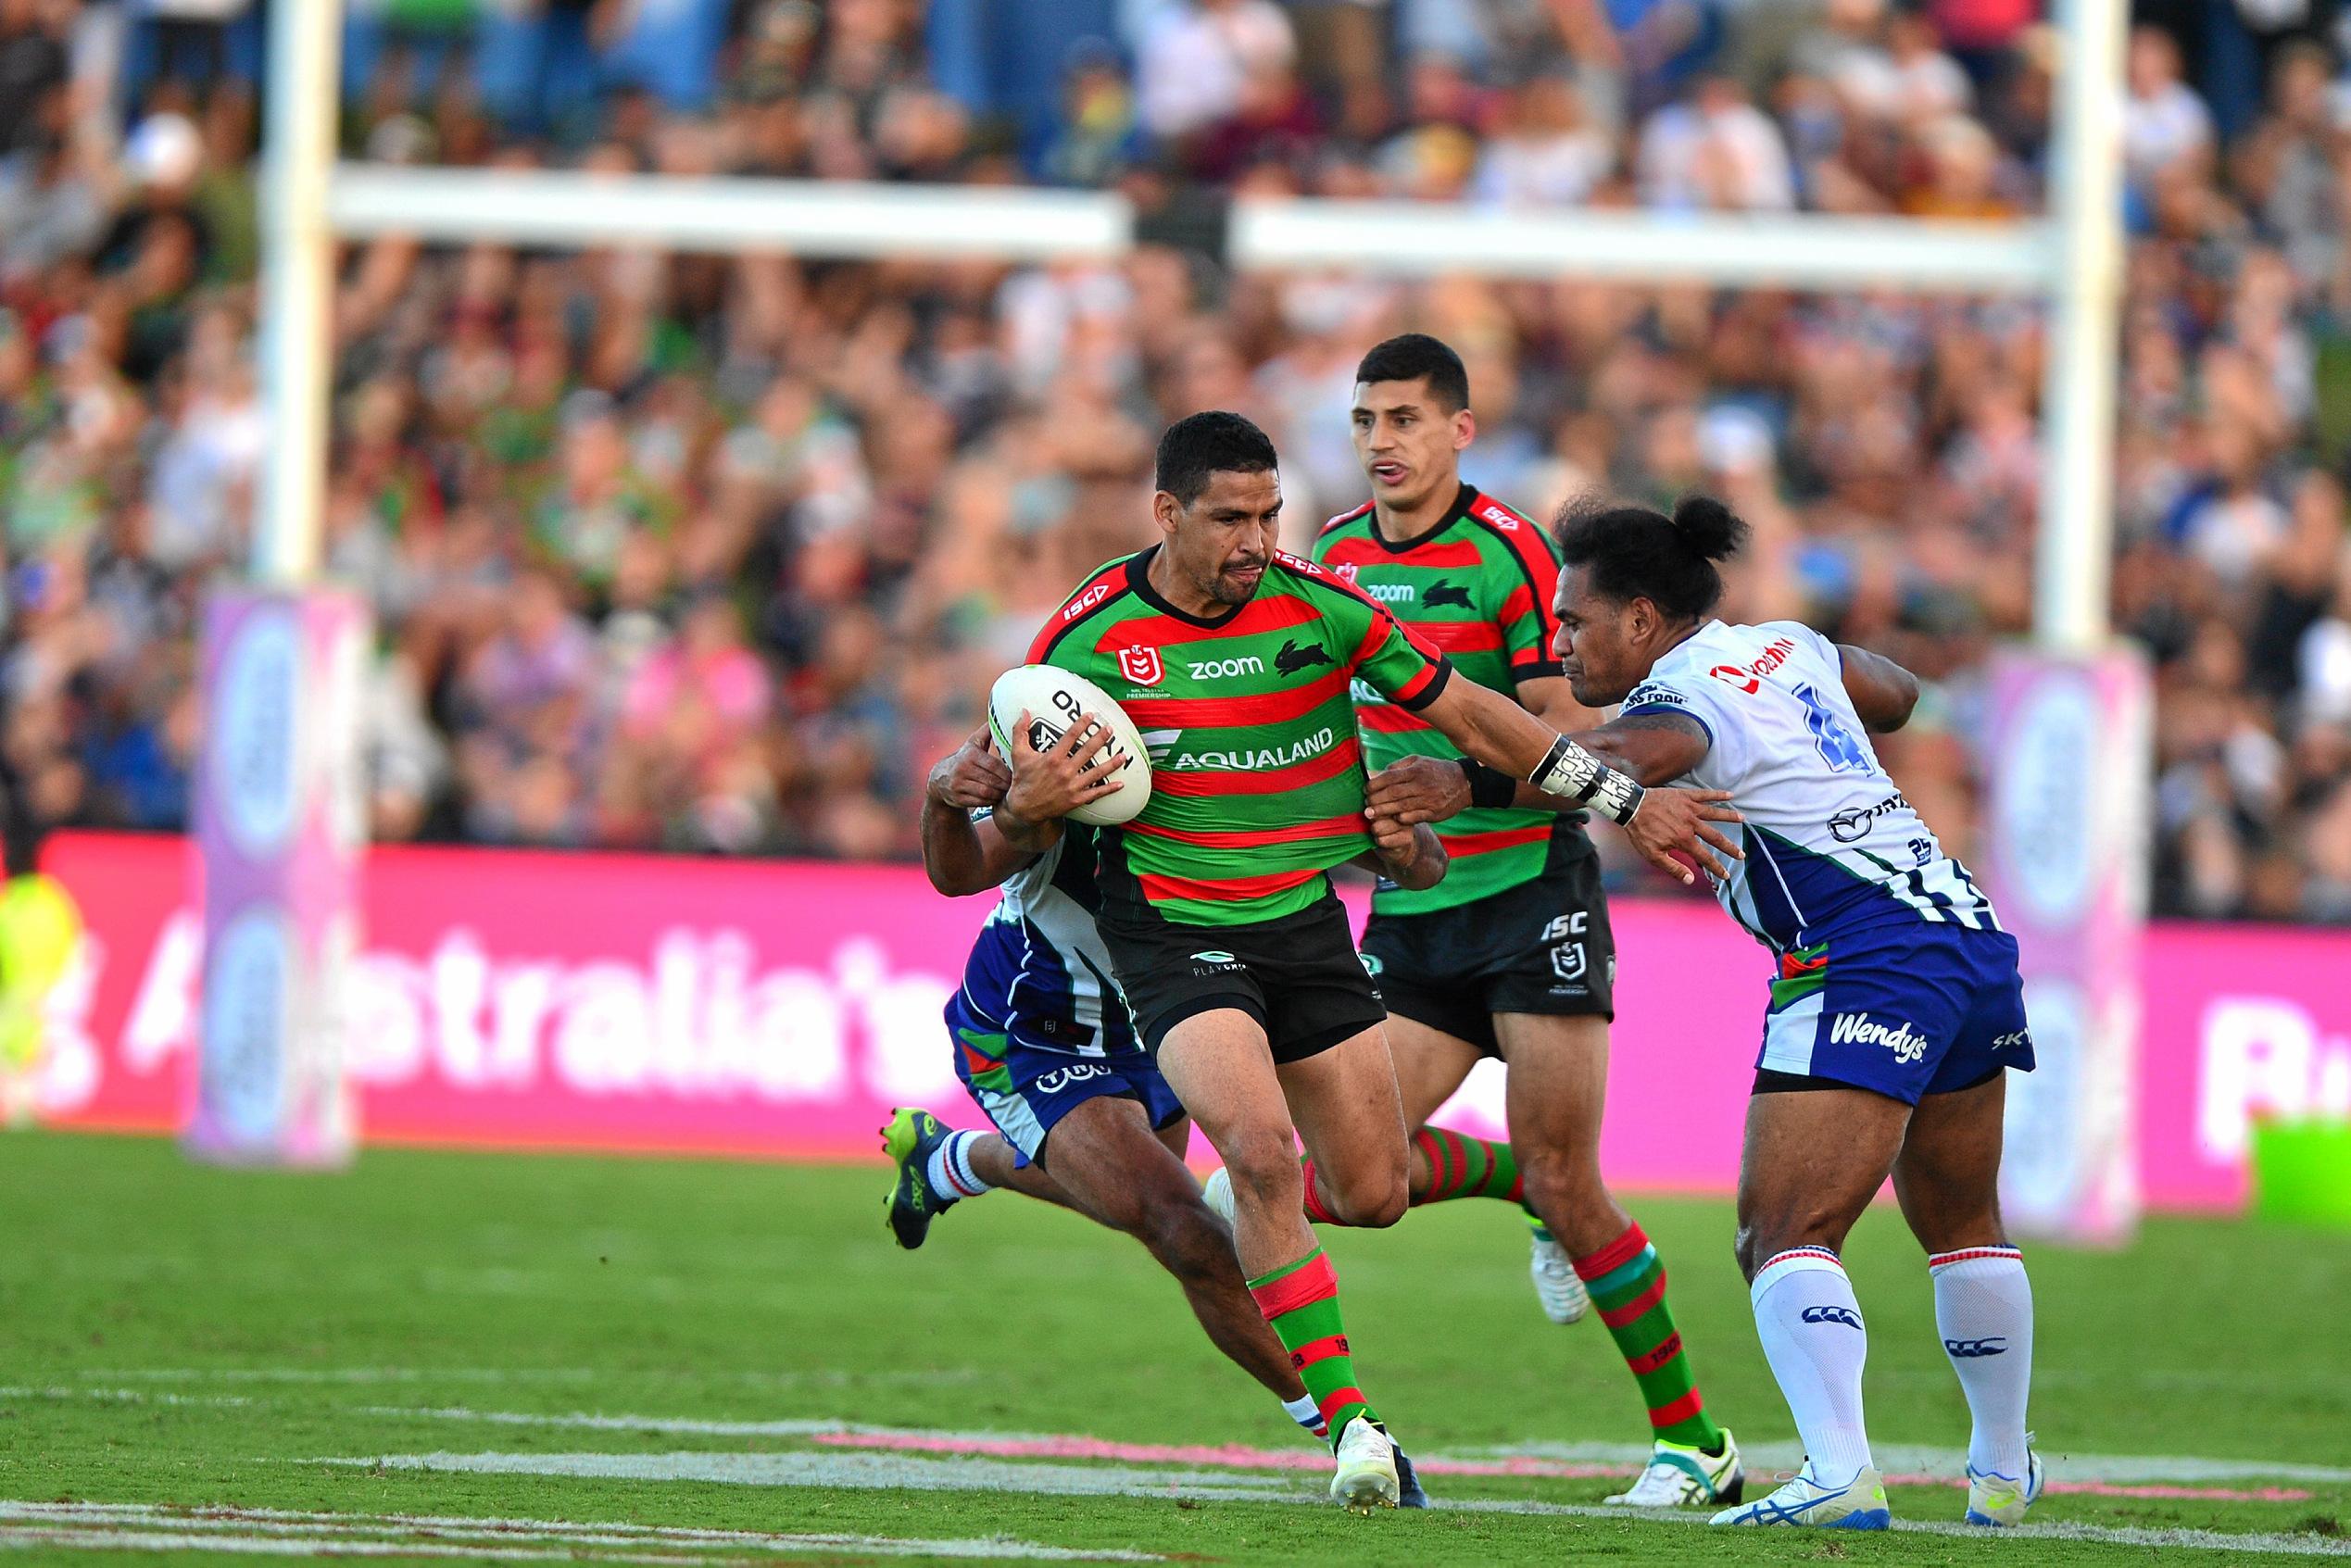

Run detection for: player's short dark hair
[[1554, 494, 1748, 621], [1353, 332, 1470, 412], [1156, 410, 1278, 505]]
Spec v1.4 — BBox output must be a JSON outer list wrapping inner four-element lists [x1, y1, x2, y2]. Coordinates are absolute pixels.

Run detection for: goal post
[[222, 0, 2143, 1236]]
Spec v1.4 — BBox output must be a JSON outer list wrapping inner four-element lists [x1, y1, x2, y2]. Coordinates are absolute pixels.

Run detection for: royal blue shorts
[[943, 988, 1186, 1169], [1755, 922, 2034, 1105]]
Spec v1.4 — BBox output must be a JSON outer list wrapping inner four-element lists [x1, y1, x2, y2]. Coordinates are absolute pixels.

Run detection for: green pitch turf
[[1, 1130, 2346, 1566]]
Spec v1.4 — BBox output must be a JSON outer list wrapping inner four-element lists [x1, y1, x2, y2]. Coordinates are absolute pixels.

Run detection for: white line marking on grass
[[79, 1367, 979, 1389], [1491, 1438, 2351, 1486], [0, 1526, 734, 1563], [352, 1408, 859, 1437], [340, 1403, 2351, 1487], [0, 1504, 1163, 1562], [0, 1386, 252, 1409], [336, 1449, 2351, 1556], [1441, 1499, 2351, 1558], [342, 1450, 1309, 1502]]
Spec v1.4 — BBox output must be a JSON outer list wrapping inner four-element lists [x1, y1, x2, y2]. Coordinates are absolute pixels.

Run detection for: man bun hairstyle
[[1156, 409, 1278, 505], [1353, 332, 1470, 413], [1553, 493, 1748, 621]]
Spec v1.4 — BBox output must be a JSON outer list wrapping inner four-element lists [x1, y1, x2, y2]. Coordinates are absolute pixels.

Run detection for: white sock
[[1930, 1246, 2033, 1479], [925, 1131, 993, 1200], [1751, 1247, 1875, 1487], [1281, 1392, 1328, 1442]]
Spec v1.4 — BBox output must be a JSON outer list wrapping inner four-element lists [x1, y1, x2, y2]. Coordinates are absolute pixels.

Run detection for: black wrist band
[[1457, 758, 1517, 809]]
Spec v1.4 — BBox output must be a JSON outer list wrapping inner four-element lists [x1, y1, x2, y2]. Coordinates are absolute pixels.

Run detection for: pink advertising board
[[26, 833, 2350, 1210]]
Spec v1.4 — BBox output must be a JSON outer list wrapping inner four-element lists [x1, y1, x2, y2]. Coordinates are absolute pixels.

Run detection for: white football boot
[[1710, 1464, 1890, 1529], [1329, 1415, 1402, 1512], [1965, 1440, 2044, 1527], [1605, 1428, 1745, 1507], [1528, 1225, 1590, 1324]]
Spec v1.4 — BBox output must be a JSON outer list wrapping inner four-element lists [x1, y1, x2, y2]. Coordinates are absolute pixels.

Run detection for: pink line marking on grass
[[808, 1432, 2311, 1501]]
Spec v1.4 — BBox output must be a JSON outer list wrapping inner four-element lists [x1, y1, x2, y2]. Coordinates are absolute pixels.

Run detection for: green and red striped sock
[[1576, 1222, 1723, 1450], [1408, 1126, 1523, 1205], [1248, 1248, 1377, 1444], [1296, 1128, 1523, 1223]]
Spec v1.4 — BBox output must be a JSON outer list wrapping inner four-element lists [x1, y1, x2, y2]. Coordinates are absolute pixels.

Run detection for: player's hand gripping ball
[[987, 665, 1154, 827]]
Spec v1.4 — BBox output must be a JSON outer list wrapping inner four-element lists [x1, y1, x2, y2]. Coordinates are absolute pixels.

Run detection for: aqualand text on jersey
[[1026, 546, 1453, 926]]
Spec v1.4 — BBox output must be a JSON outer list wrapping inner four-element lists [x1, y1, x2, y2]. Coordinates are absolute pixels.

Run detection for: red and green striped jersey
[[1314, 483, 1571, 915], [1027, 546, 1452, 926]]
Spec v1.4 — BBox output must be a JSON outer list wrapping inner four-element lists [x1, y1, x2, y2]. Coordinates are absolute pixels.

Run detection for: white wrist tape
[[1530, 737, 1647, 826]]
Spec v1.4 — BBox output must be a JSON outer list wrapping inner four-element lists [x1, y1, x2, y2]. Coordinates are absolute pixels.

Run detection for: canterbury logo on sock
[[1800, 1304, 1863, 1329], [1943, 1336, 2009, 1358]]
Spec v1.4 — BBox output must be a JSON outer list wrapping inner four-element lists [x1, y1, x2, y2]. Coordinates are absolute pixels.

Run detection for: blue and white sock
[[1751, 1247, 1875, 1487], [1930, 1246, 2033, 1480], [924, 1131, 993, 1200], [1282, 1392, 1328, 1442]]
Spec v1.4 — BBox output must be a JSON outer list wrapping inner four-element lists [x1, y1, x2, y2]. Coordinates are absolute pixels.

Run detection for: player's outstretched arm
[[1412, 677, 1741, 885], [921, 727, 1037, 897], [1837, 644, 1921, 733], [991, 709, 1123, 851]]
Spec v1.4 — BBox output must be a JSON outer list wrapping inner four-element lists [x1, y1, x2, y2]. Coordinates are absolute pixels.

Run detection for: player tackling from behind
[[1526, 494, 2040, 1530], [1008, 411, 1741, 1512], [882, 703, 1442, 1502]]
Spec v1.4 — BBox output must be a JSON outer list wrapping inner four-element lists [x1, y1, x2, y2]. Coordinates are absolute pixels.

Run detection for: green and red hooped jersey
[[1314, 483, 1573, 915], [1026, 546, 1453, 927]]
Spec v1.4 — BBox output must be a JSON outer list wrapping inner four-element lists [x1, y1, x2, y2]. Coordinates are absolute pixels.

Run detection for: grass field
[[3, 1130, 2347, 1566]]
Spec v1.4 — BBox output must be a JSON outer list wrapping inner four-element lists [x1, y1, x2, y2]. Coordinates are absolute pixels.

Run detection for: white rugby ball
[[987, 664, 1153, 827]]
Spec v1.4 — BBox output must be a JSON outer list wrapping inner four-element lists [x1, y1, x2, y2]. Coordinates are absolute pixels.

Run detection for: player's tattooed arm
[[1575, 709, 1715, 787], [922, 727, 1040, 896]]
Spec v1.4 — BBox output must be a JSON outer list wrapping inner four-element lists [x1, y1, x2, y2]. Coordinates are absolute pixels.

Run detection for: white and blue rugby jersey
[[958, 817, 1139, 1057], [1618, 620, 1999, 954]]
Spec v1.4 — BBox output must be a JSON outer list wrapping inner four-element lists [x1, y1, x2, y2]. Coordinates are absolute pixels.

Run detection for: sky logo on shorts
[[1829, 1011, 1929, 1064]]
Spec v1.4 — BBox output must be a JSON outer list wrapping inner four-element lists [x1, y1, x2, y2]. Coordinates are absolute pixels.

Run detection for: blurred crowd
[[0, 0, 2349, 920]]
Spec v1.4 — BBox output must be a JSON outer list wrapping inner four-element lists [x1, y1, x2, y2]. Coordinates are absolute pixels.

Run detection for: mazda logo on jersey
[[1118, 646, 1164, 685]]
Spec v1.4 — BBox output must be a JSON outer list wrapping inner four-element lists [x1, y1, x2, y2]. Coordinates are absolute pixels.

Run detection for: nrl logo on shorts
[[1118, 646, 1164, 686]]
